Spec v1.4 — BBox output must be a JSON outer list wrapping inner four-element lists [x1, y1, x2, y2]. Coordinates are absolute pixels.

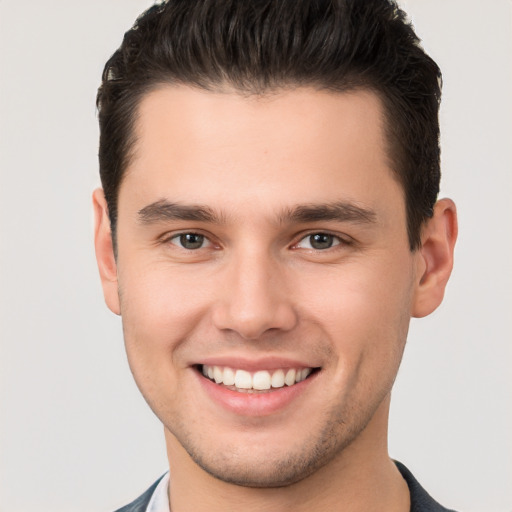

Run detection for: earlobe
[[411, 198, 458, 318], [92, 188, 121, 315]]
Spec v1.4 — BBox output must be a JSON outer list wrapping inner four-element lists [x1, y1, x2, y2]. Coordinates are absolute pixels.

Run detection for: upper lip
[[194, 356, 320, 372]]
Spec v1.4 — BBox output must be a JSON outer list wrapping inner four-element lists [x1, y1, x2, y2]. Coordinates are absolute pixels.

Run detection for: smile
[[201, 364, 315, 392]]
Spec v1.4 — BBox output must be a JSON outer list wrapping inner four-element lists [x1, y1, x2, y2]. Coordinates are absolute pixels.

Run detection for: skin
[[94, 86, 457, 512]]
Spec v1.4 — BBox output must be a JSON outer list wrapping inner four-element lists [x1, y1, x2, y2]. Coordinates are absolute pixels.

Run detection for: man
[[93, 0, 458, 510]]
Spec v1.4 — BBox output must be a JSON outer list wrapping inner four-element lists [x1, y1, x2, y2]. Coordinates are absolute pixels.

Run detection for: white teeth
[[296, 368, 311, 382], [302, 368, 312, 380], [201, 365, 314, 391], [223, 367, 235, 386], [271, 369, 285, 388], [284, 369, 296, 386], [253, 370, 271, 390], [213, 366, 223, 384], [234, 369, 252, 389]]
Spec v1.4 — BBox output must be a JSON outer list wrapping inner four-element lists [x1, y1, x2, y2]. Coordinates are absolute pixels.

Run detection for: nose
[[211, 250, 298, 340]]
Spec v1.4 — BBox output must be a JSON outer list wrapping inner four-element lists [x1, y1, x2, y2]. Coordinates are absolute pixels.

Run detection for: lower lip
[[196, 370, 318, 417]]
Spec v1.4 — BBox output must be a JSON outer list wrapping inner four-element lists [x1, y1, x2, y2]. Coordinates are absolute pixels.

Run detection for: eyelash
[[164, 231, 350, 252], [166, 232, 214, 250], [292, 232, 349, 251]]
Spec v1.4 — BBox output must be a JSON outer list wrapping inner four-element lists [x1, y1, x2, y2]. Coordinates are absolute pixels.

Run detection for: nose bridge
[[212, 245, 297, 339]]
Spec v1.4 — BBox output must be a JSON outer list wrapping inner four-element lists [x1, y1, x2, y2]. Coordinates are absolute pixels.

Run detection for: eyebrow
[[278, 201, 377, 225], [138, 200, 223, 224], [137, 199, 376, 226]]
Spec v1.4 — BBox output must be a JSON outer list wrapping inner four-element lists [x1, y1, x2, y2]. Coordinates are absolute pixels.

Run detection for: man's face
[[106, 86, 424, 486]]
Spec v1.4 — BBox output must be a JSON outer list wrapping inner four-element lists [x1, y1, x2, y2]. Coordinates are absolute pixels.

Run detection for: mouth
[[198, 364, 319, 393]]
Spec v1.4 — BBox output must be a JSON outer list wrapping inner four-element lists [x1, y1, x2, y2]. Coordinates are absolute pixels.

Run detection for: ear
[[92, 188, 121, 315], [412, 198, 458, 318]]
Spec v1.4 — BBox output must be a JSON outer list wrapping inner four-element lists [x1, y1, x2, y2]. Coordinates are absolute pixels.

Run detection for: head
[[97, 0, 442, 252], [94, 0, 456, 491]]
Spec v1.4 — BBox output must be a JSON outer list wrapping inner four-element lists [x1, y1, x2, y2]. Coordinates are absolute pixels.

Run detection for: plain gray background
[[0, 1, 511, 510]]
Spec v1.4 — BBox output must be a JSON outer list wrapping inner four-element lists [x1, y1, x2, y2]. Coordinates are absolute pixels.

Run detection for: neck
[[164, 395, 409, 512]]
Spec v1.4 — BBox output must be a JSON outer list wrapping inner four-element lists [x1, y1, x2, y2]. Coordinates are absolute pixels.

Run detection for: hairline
[[109, 79, 416, 253]]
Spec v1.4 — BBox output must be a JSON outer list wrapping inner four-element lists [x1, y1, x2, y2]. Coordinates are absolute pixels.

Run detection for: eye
[[295, 232, 342, 250], [169, 232, 211, 250]]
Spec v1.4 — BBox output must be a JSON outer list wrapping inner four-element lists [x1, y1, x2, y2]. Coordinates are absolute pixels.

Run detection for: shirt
[[117, 461, 456, 512], [145, 471, 170, 512]]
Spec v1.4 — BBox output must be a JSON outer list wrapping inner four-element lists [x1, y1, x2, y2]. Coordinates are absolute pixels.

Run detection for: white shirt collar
[[146, 471, 171, 512]]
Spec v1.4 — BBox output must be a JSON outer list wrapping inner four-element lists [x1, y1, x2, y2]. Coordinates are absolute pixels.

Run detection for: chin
[[177, 418, 361, 488], [193, 453, 324, 488]]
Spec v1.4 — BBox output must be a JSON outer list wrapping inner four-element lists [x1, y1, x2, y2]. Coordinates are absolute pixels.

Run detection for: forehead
[[121, 85, 403, 220]]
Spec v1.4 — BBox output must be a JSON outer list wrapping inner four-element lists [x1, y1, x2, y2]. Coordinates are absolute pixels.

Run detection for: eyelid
[[161, 230, 218, 249], [158, 229, 352, 251], [291, 230, 353, 250]]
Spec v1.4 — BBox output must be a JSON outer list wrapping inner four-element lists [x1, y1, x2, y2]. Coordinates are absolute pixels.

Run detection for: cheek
[[117, 263, 215, 376], [295, 256, 415, 365], [116, 264, 218, 418]]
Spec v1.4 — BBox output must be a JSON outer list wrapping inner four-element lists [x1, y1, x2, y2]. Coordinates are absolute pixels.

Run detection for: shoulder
[[395, 461, 458, 512], [113, 474, 166, 512]]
